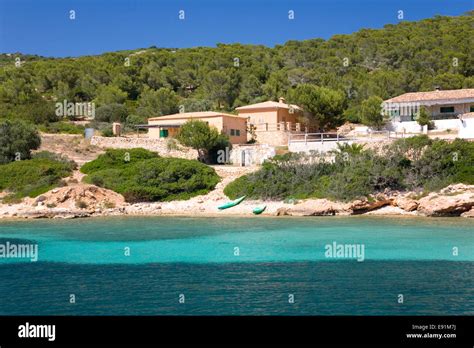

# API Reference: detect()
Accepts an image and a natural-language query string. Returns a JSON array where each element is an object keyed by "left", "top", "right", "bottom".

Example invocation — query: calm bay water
[{"left": 0, "top": 216, "right": 473, "bottom": 315}]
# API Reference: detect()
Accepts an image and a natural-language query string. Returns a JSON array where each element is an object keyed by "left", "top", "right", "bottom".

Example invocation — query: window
[
  {"left": 470, "top": 105, "right": 474, "bottom": 112},
  {"left": 440, "top": 106, "right": 455, "bottom": 113},
  {"left": 390, "top": 109, "right": 399, "bottom": 117},
  {"left": 230, "top": 129, "right": 235, "bottom": 136},
  {"left": 236, "top": 130, "right": 240, "bottom": 136}
]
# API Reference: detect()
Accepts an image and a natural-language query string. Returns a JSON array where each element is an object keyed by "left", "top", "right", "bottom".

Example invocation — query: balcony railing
[
  {"left": 288, "top": 131, "right": 400, "bottom": 145},
  {"left": 430, "top": 113, "right": 459, "bottom": 120},
  {"left": 397, "top": 113, "right": 460, "bottom": 122},
  {"left": 251, "top": 122, "right": 306, "bottom": 132}
]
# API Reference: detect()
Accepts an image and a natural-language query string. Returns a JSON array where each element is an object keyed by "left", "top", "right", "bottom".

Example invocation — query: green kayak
[
  {"left": 218, "top": 196, "right": 246, "bottom": 210},
  {"left": 252, "top": 205, "right": 266, "bottom": 215}
]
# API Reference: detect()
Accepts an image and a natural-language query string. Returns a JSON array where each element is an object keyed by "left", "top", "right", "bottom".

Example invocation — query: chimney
[{"left": 278, "top": 97, "right": 286, "bottom": 104}]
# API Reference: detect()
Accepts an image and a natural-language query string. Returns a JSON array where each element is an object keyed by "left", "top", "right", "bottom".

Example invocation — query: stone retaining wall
[
  {"left": 289, "top": 140, "right": 354, "bottom": 154},
  {"left": 90, "top": 136, "right": 198, "bottom": 160},
  {"left": 254, "top": 130, "right": 289, "bottom": 146}
]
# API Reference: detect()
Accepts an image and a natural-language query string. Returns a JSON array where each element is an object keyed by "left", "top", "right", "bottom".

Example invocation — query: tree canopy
[
  {"left": 288, "top": 84, "right": 346, "bottom": 130},
  {"left": 360, "top": 96, "right": 386, "bottom": 129},
  {"left": 176, "top": 120, "right": 230, "bottom": 163},
  {"left": 0, "top": 119, "right": 41, "bottom": 164},
  {"left": 0, "top": 13, "right": 472, "bottom": 130}
]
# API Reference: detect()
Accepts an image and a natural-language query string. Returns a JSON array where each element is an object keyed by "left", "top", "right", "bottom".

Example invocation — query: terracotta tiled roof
[
  {"left": 384, "top": 89, "right": 474, "bottom": 103},
  {"left": 149, "top": 111, "right": 247, "bottom": 121},
  {"left": 236, "top": 100, "right": 302, "bottom": 111}
]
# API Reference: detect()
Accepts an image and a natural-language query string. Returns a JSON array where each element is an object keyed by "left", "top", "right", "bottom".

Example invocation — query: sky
[{"left": 0, "top": 0, "right": 472, "bottom": 57}]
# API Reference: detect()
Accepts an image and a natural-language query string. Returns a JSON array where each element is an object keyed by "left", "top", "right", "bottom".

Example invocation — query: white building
[
  {"left": 383, "top": 88, "right": 474, "bottom": 133},
  {"left": 458, "top": 112, "right": 474, "bottom": 139}
]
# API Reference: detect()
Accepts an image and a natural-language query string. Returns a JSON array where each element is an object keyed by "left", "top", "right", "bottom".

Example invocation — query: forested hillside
[{"left": 0, "top": 13, "right": 472, "bottom": 130}]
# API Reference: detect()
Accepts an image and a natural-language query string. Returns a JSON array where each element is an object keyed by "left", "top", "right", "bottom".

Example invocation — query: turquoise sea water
[{"left": 0, "top": 216, "right": 473, "bottom": 315}]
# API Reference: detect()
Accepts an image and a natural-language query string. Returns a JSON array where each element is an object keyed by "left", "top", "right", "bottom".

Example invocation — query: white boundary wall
[
  {"left": 229, "top": 144, "right": 276, "bottom": 166},
  {"left": 389, "top": 119, "right": 461, "bottom": 133},
  {"left": 289, "top": 140, "right": 354, "bottom": 154},
  {"left": 458, "top": 117, "right": 474, "bottom": 139}
]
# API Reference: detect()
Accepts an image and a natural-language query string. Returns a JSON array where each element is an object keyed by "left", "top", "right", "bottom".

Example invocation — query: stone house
[
  {"left": 147, "top": 111, "right": 248, "bottom": 145},
  {"left": 235, "top": 97, "right": 304, "bottom": 146}
]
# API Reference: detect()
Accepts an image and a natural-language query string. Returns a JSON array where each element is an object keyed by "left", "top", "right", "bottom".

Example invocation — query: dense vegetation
[
  {"left": 176, "top": 120, "right": 231, "bottom": 163},
  {"left": 0, "top": 13, "right": 472, "bottom": 131},
  {"left": 80, "top": 148, "right": 158, "bottom": 174},
  {"left": 0, "top": 152, "right": 76, "bottom": 202},
  {"left": 0, "top": 119, "right": 41, "bottom": 164},
  {"left": 37, "top": 121, "right": 85, "bottom": 134},
  {"left": 81, "top": 149, "right": 220, "bottom": 202},
  {"left": 223, "top": 136, "right": 474, "bottom": 201}
]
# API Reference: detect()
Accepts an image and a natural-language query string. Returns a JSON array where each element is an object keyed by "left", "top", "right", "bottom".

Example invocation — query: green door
[{"left": 159, "top": 129, "right": 169, "bottom": 138}]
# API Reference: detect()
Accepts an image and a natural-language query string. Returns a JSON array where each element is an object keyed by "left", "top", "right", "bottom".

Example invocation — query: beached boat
[
  {"left": 218, "top": 196, "right": 246, "bottom": 210},
  {"left": 252, "top": 206, "right": 266, "bottom": 215}
]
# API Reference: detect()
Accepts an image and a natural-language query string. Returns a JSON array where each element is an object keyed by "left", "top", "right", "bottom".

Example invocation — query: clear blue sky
[{"left": 0, "top": 0, "right": 471, "bottom": 57}]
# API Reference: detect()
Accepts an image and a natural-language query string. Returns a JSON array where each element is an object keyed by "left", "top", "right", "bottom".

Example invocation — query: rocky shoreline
[
  {"left": 3, "top": 133, "right": 470, "bottom": 220},
  {"left": 1, "top": 183, "right": 473, "bottom": 220},
  {"left": 273, "top": 184, "right": 474, "bottom": 218}
]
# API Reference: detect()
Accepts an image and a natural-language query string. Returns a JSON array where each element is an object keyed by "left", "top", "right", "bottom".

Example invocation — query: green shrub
[
  {"left": 80, "top": 148, "right": 158, "bottom": 174},
  {"left": 224, "top": 152, "right": 335, "bottom": 200},
  {"left": 176, "top": 120, "right": 227, "bottom": 163},
  {"left": 415, "top": 106, "right": 434, "bottom": 129},
  {"left": 2, "top": 195, "right": 24, "bottom": 204},
  {"left": 411, "top": 138, "right": 474, "bottom": 190},
  {"left": 391, "top": 135, "right": 432, "bottom": 153},
  {"left": 360, "top": 96, "right": 386, "bottom": 129},
  {"left": 125, "top": 114, "right": 146, "bottom": 127},
  {"left": 82, "top": 152, "right": 219, "bottom": 202},
  {"left": 224, "top": 137, "right": 474, "bottom": 202},
  {"left": 0, "top": 119, "right": 41, "bottom": 164},
  {"left": 343, "top": 105, "right": 361, "bottom": 123},
  {"left": 95, "top": 103, "right": 128, "bottom": 123},
  {"left": 33, "top": 151, "right": 78, "bottom": 170},
  {"left": 101, "top": 127, "right": 114, "bottom": 137},
  {"left": 38, "top": 121, "right": 85, "bottom": 134},
  {"left": 0, "top": 157, "right": 75, "bottom": 201}
]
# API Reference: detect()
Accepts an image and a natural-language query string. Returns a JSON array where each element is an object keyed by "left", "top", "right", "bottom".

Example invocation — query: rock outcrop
[
  {"left": 272, "top": 184, "right": 474, "bottom": 217},
  {"left": 417, "top": 184, "right": 474, "bottom": 216},
  {"left": 2, "top": 182, "right": 474, "bottom": 219},
  {"left": 276, "top": 199, "right": 349, "bottom": 216},
  {"left": 394, "top": 195, "right": 419, "bottom": 212},
  {"left": 348, "top": 194, "right": 393, "bottom": 214},
  {"left": 461, "top": 208, "right": 474, "bottom": 218},
  {"left": 34, "top": 184, "right": 125, "bottom": 211}
]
